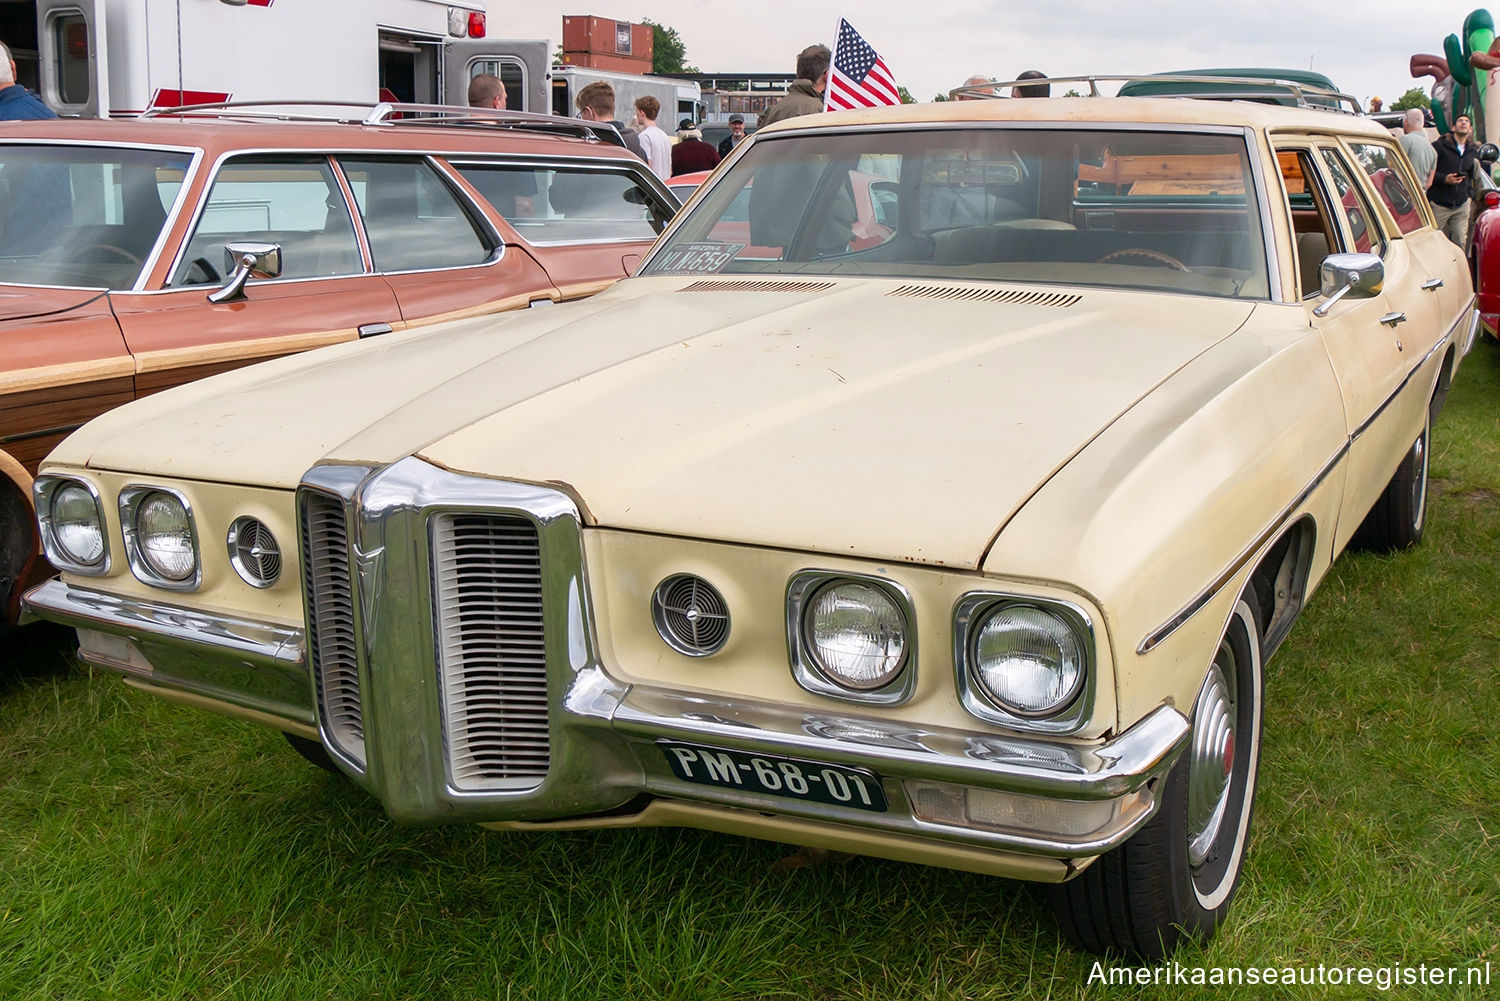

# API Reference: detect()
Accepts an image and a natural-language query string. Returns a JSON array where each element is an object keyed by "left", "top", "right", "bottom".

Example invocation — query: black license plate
[{"left": 659, "top": 741, "right": 887, "bottom": 811}]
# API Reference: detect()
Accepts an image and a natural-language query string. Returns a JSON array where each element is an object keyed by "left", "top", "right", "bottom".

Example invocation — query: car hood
[
  {"left": 60, "top": 277, "right": 1254, "bottom": 569},
  {"left": 0, "top": 285, "right": 106, "bottom": 322}
]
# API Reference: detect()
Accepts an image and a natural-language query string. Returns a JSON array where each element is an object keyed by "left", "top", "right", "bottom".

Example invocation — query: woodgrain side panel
[{"left": 0, "top": 375, "right": 136, "bottom": 475}]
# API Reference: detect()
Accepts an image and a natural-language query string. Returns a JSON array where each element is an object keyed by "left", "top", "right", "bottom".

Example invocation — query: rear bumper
[{"left": 25, "top": 576, "right": 1188, "bottom": 872}]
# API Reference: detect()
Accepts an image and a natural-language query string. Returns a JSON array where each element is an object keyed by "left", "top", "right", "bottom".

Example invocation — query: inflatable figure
[{"left": 1410, "top": 9, "right": 1499, "bottom": 140}]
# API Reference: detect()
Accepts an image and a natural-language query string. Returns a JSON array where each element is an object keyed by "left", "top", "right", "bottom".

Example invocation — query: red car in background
[{"left": 1467, "top": 144, "right": 1500, "bottom": 335}]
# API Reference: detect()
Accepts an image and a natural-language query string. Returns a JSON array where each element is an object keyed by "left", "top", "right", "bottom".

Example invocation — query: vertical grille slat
[
  {"left": 433, "top": 513, "right": 550, "bottom": 791},
  {"left": 299, "top": 491, "right": 365, "bottom": 766}
]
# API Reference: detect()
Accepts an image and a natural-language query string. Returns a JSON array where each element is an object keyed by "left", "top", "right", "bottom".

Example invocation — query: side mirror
[
  {"left": 1480, "top": 142, "right": 1500, "bottom": 164},
  {"left": 208, "top": 241, "right": 282, "bottom": 304},
  {"left": 1313, "top": 252, "right": 1384, "bottom": 317}
]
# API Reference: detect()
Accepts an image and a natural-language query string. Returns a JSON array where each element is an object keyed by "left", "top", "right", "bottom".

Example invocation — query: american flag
[{"left": 824, "top": 18, "right": 901, "bottom": 111}]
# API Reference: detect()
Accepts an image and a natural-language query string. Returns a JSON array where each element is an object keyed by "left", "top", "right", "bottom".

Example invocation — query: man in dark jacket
[
  {"left": 671, "top": 120, "right": 720, "bottom": 175},
  {"left": 1428, "top": 114, "right": 1478, "bottom": 247},
  {"left": 759, "top": 45, "right": 830, "bottom": 126},
  {"left": 718, "top": 115, "right": 749, "bottom": 157},
  {"left": 0, "top": 41, "right": 56, "bottom": 120}
]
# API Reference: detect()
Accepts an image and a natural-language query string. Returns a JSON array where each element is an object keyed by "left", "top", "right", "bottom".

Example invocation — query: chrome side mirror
[
  {"left": 1313, "top": 252, "right": 1383, "bottom": 317},
  {"left": 1480, "top": 142, "right": 1500, "bottom": 164},
  {"left": 208, "top": 242, "right": 282, "bottom": 304}
]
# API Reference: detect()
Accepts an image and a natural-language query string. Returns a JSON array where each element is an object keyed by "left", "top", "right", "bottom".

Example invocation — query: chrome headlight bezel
[
  {"left": 787, "top": 570, "right": 916, "bottom": 705},
  {"left": 953, "top": 592, "right": 1095, "bottom": 734},
  {"left": 33, "top": 475, "right": 110, "bottom": 575},
  {"left": 119, "top": 485, "right": 201, "bottom": 590}
]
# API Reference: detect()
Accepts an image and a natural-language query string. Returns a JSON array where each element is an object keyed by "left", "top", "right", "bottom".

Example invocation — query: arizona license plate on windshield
[{"left": 659, "top": 741, "right": 887, "bottom": 811}]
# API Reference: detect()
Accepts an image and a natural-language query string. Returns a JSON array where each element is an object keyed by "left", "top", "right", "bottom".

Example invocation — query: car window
[
  {"left": 1319, "top": 147, "right": 1387, "bottom": 257},
  {"left": 455, "top": 163, "right": 674, "bottom": 245},
  {"left": 0, "top": 144, "right": 191, "bottom": 289},
  {"left": 172, "top": 156, "right": 361, "bottom": 287},
  {"left": 646, "top": 128, "right": 1269, "bottom": 300},
  {"left": 1346, "top": 141, "right": 1426, "bottom": 236},
  {"left": 340, "top": 157, "right": 493, "bottom": 272}
]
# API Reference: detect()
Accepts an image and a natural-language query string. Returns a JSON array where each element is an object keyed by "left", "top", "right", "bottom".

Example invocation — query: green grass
[{"left": 5, "top": 347, "right": 1500, "bottom": 1000}]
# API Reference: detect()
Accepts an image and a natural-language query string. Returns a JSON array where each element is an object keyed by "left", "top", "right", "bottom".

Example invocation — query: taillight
[
  {"left": 1484, "top": 190, "right": 1500, "bottom": 210},
  {"left": 468, "top": 12, "right": 486, "bottom": 38}
]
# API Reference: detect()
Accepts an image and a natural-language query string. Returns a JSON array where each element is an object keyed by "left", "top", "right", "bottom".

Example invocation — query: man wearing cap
[
  {"left": 718, "top": 115, "right": 749, "bottom": 157},
  {"left": 671, "top": 120, "right": 721, "bottom": 176}
]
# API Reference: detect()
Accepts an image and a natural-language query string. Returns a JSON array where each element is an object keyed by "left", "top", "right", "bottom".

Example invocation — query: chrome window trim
[
  {"left": 160, "top": 149, "right": 515, "bottom": 290},
  {"left": 0, "top": 138, "right": 204, "bottom": 293},
  {"left": 446, "top": 157, "right": 677, "bottom": 248},
  {"left": 953, "top": 591, "right": 1097, "bottom": 734},
  {"left": 1137, "top": 303, "right": 1468, "bottom": 653},
  {"left": 162, "top": 151, "right": 365, "bottom": 289},
  {"left": 638, "top": 122, "right": 1279, "bottom": 301},
  {"left": 786, "top": 570, "right": 917, "bottom": 706},
  {"left": 338, "top": 153, "right": 503, "bottom": 270},
  {"left": 33, "top": 474, "right": 111, "bottom": 576},
  {"left": 117, "top": 485, "right": 202, "bottom": 591}
]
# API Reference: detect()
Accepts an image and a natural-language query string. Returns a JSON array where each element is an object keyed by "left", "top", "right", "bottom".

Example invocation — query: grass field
[{"left": 3, "top": 346, "right": 1499, "bottom": 1000}]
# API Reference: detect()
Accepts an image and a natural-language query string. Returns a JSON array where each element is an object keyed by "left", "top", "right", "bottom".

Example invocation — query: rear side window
[
  {"left": 1319, "top": 147, "right": 1387, "bottom": 258},
  {"left": 340, "top": 158, "right": 493, "bottom": 272},
  {"left": 455, "top": 163, "right": 674, "bottom": 245},
  {"left": 173, "top": 157, "right": 361, "bottom": 286},
  {"left": 1347, "top": 141, "right": 1426, "bottom": 235}
]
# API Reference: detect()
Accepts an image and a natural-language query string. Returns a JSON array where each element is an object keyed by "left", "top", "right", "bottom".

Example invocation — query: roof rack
[
  {"left": 948, "top": 74, "right": 1363, "bottom": 114},
  {"left": 138, "top": 100, "right": 625, "bottom": 144}
]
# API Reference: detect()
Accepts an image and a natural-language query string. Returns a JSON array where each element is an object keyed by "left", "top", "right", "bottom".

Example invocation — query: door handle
[
  {"left": 357, "top": 322, "right": 394, "bottom": 338},
  {"left": 1379, "top": 312, "right": 1407, "bottom": 327},
  {"left": 1421, "top": 278, "right": 1444, "bottom": 291}
]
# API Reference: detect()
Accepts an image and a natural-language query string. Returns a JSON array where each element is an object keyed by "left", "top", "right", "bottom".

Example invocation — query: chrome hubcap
[
  {"left": 1411, "top": 431, "right": 1427, "bottom": 532},
  {"left": 1188, "top": 657, "right": 1236, "bottom": 865}
]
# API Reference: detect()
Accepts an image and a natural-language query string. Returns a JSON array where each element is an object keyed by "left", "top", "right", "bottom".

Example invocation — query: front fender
[{"left": 981, "top": 304, "right": 1347, "bottom": 727}]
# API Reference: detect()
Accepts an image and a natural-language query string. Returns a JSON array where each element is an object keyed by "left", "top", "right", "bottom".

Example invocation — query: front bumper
[
  {"left": 25, "top": 575, "right": 1187, "bottom": 870},
  {"left": 24, "top": 457, "right": 1189, "bottom": 877}
]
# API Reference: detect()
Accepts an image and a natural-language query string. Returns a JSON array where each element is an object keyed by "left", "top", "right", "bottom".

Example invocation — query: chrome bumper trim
[
  {"left": 602, "top": 681, "right": 1189, "bottom": 802},
  {"left": 24, "top": 579, "right": 305, "bottom": 668}
]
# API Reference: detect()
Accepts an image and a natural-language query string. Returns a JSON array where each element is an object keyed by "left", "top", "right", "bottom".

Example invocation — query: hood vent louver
[
  {"left": 886, "top": 285, "right": 1082, "bottom": 308},
  {"left": 679, "top": 279, "right": 836, "bottom": 293}
]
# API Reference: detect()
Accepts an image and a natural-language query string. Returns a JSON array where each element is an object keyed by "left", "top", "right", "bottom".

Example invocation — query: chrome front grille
[
  {"left": 431, "top": 512, "right": 550, "bottom": 790},
  {"left": 299, "top": 489, "right": 365, "bottom": 766}
]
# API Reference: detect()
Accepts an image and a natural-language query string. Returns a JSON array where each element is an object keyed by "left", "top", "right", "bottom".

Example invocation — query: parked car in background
[
  {"left": 1462, "top": 147, "right": 1500, "bottom": 337},
  {"left": 0, "top": 104, "right": 676, "bottom": 631},
  {"left": 24, "top": 81, "right": 1474, "bottom": 959}
]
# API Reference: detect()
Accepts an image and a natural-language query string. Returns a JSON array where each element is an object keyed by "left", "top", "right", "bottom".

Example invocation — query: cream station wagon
[{"left": 24, "top": 79, "right": 1475, "bottom": 959}]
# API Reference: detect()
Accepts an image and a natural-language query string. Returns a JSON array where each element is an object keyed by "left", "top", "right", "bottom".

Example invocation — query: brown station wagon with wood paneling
[{"left": 0, "top": 104, "right": 677, "bottom": 629}]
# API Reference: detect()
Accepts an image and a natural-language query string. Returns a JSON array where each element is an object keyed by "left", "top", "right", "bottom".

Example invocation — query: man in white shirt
[
  {"left": 1399, "top": 107, "right": 1436, "bottom": 189},
  {"left": 633, "top": 96, "right": 672, "bottom": 180}
]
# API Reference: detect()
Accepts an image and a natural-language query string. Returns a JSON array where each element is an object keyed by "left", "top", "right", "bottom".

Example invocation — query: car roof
[
  {"left": 755, "top": 96, "right": 1391, "bottom": 139},
  {"left": 0, "top": 115, "right": 644, "bottom": 163}
]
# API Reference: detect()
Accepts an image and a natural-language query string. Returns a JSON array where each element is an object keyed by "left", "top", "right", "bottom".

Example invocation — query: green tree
[
  {"left": 932, "top": 92, "right": 952, "bottom": 102},
  {"left": 897, "top": 86, "right": 916, "bottom": 104},
  {"left": 642, "top": 18, "right": 697, "bottom": 74},
  {"left": 1391, "top": 87, "right": 1429, "bottom": 112},
  {"left": 1064, "top": 89, "right": 1082, "bottom": 98}
]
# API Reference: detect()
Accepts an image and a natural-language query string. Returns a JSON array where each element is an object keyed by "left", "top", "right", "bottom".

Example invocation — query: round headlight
[
  {"left": 51, "top": 483, "right": 104, "bottom": 567},
  {"left": 971, "top": 604, "right": 1084, "bottom": 716},
  {"left": 134, "top": 492, "right": 195, "bottom": 582},
  {"left": 804, "top": 580, "right": 908, "bottom": 690}
]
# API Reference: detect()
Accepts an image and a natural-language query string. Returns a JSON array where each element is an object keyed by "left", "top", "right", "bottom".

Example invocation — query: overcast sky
[{"left": 503, "top": 2, "right": 1485, "bottom": 110}]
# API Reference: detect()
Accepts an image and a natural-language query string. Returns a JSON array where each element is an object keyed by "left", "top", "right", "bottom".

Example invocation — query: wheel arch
[
  {"left": 1245, "top": 514, "right": 1316, "bottom": 661},
  {"left": 0, "top": 450, "right": 40, "bottom": 629}
]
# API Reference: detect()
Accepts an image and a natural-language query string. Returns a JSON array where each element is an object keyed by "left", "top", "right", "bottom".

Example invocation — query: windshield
[
  {"left": 642, "top": 127, "right": 1269, "bottom": 299},
  {"left": 0, "top": 144, "right": 191, "bottom": 289}
]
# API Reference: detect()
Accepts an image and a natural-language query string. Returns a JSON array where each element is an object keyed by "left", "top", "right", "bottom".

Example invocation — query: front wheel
[{"left": 1051, "top": 593, "right": 1264, "bottom": 959}]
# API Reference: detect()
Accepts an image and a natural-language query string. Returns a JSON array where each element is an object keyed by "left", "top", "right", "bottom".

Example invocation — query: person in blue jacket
[{"left": 0, "top": 41, "right": 56, "bottom": 120}]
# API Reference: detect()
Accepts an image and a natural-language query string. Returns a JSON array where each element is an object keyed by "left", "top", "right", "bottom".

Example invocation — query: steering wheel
[
  {"left": 75, "top": 242, "right": 144, "bottom": 266},
  {"left": 1097, "top": 247, "right": 1190, "bottom": 272}
]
